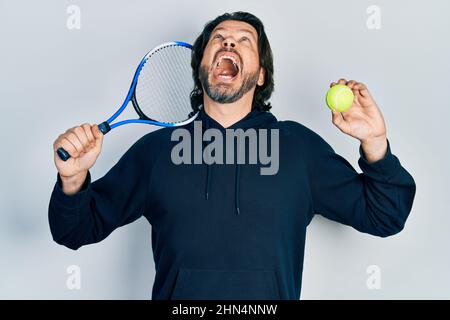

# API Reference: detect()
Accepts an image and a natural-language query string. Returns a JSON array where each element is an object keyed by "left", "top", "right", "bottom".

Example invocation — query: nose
[{"left": 222, "top": 37, "right": 236, "bottom": 49}]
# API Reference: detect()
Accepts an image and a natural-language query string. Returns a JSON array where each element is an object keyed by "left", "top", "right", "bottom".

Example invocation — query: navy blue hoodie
[{"left": 48, "top": 108, "right": 416, "bottom": 299}]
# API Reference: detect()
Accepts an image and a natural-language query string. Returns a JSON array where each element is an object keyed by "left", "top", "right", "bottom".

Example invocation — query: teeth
[{"left": 216, "top": 55, "right": 239, "bottom": 69}]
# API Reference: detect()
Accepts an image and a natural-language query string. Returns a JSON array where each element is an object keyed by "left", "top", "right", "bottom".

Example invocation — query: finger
[
  {"left": 73, "top": 126, "right": 90, "bottom": 150},
  {"left": 353, "top": 82, "right": 370, "bottom": 97},
  {"left": 82, "top": 124, "right": 96, "bottom": 149},
  {"left": 337, "top": 78, "right": 347, "bottom": 85},
  {"left": 64, "top": 126, "right": 78, "bottom": 134},
  {"left": 330, "top": 82, "right": 337, "bottom": 88},
  {"left": 82, "top": 123, "right": 95, "bottom": 145},
  {"left": 346, "top": 80, "right": 357, "bottom": 89},
  {"left": 65, "top": 131, "right": 84, "bottom": 154}
]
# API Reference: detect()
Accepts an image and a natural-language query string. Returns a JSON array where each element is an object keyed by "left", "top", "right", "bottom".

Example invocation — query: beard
[{"left": 198, "top": 64, "right": 260, "bottom": 104}]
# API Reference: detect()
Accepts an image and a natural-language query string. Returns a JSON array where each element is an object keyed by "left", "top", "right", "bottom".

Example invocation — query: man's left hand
[{"left": 330, "top": 78, "right": 388, "bottom": 163}]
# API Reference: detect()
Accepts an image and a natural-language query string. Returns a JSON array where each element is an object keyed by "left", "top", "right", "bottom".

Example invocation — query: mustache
[{"left": 212, "top": 48, "right": 242, "bottom": 67}]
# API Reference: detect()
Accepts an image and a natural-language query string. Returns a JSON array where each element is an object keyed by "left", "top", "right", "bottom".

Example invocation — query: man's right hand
[{"left": 53, "top": 124, "right": 104, "bottom": 195}]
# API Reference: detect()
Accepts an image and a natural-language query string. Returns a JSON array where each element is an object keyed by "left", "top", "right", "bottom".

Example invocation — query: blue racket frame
[{"left": 57, "top": 41, "right": 198, "bottom": 161}]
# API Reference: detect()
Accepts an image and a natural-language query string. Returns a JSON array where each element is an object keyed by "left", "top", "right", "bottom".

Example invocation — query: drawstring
[
  {"left": 207, "top": 163, "right": 241, "bottom": 215},
  {"left": 204, "top": 116, "right": 212, "bottom": 200},
  {"left": 205, "top": 165, "right": 212, "bottom": 200},
  {"left": 235, "top": 164, "right": 241, "bottom": 215}
]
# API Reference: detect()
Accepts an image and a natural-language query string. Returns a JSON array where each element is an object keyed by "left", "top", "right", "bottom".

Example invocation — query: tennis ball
[{"left": 326, "top": 84, "right": 354, "bottom": 112}]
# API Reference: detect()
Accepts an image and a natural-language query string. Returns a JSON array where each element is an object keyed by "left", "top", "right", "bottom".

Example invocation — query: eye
[
  {"left": 213, "top": 34, "right": 223, "bottom": 40},
  {"left": 239, "top": 36, "right": 250, "bottom": 42}
]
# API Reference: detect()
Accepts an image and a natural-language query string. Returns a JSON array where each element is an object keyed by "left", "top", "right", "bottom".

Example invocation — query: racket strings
[
  {"left": 164, "top": 47, "right": 194, "bottom": 120},
  {"left": 156, "top": 48, "right": 185, "bottom": 121},
  {"left": 134, "top": 44, "right": 194, "bottom": 124}
]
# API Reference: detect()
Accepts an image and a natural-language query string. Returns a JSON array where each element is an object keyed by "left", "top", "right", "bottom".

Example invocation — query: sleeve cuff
[
  {"left": 358, "top": 139, "right": 401, "bottom": 180},
  {"left": 52, "top": 171, "right": 92, "bottom": 208}
]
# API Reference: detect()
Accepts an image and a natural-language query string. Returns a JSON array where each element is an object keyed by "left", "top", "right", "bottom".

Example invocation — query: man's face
[{"left": 199, "top": 20, "right": 265, "bottom": 104}]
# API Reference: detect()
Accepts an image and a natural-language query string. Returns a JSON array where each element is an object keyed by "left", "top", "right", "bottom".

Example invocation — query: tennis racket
[{"left": 57, "top": 41, "right": 198, "bottom": 161}]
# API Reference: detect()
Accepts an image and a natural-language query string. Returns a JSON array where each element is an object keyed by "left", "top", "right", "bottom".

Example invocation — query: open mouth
[{"left": 213, "top": 54, "right": 240, "bottom": 81}]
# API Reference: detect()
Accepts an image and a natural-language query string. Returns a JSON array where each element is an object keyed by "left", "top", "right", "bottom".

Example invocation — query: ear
[{"left": 257, "top": 67, "right": 265, "bottom": 86}]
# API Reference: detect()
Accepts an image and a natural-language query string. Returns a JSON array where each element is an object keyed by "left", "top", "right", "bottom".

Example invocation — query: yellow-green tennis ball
[{"left": 326, "top": 84, "right": 354, "bottom": 112}]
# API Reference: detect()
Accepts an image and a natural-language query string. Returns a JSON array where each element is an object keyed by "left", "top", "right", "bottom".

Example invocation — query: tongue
[{"left": 217, "top": 59, "right": 238, "bottom": 77}]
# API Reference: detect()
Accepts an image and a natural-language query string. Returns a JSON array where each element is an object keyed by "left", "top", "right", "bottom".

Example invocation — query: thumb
[
  {"left": 92, "top": 124, "right": 104, "bottom": 149},
  {"left": 331, "top": 110, "right": 349, "bottom": 134},
  {"left": 92, "top": 124, "right": 104, "bottom": 140},
  {"left": 331, "top": 110, "right": 343, "bottom": 126}
]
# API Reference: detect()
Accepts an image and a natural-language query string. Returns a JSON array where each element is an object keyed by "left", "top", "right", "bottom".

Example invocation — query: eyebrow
[{"left": 212, "top": 27, "right": 257, "bottom": 41}]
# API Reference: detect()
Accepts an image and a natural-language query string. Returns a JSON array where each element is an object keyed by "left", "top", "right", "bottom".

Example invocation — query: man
[{"left": 49, "top": 12, "right": 416, "bottom": 300}]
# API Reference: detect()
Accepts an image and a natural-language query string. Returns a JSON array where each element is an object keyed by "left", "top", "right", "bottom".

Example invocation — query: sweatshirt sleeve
[
  {"left": 307, "top": 132, "right": 416, "bottom": 237},
  {"left": 48, "top": 135, "right": 152, "bottom": 250}
]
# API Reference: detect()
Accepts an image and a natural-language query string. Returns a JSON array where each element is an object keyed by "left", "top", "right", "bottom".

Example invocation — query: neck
[{"left": 203, "top": 89, "right": 255, "bottom": 128}]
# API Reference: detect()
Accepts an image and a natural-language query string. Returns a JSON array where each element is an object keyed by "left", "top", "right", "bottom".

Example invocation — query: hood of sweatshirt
[{"left": 194, "top": 107, "right": 278, "bottom": 215}]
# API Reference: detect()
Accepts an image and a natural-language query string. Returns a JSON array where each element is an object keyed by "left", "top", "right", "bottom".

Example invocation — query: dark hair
[{"left": 190, "top": 12, "right": 274, "bottom": 112}]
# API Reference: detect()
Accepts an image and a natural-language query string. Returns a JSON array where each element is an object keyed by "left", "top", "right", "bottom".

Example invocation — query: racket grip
[
  {"left": 56, "top": 121, "right": 111, "bottom": 161},
  {"left": 56, "top": 147, "right": 71, "bottom": 161},
  {"left": 98, "top": 121, "right": 111, "bottom": 134}
]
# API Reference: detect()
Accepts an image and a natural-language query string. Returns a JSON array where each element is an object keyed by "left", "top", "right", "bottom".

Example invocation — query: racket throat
[{"left": 98, "top": 121, "right": 111, "bottom": 135}]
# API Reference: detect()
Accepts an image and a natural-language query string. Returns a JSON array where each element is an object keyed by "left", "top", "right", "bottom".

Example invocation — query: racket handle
[
  {"left": 56, "top": 121, "right": 111, "bottom": 161},
  {"left": 56, "top": 148, "right": 71, "bottom": 161}
]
